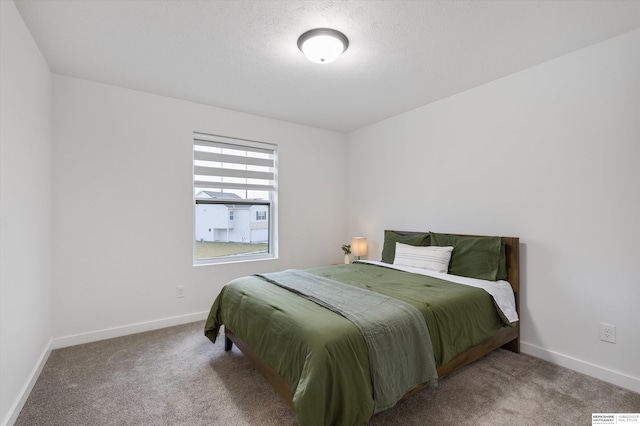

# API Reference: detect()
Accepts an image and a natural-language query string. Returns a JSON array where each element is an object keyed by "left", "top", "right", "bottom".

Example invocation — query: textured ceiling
[{"left": 14, "top": 0, "right": 640, "bottom": 133}]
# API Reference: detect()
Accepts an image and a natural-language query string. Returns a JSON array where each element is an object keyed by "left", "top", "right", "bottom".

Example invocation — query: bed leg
[
  {"left": 225, "top": 335, "right": 233, "bottom": 351},
  {"left": 502, "top": 337, "right": 520, "bottom": 354}
]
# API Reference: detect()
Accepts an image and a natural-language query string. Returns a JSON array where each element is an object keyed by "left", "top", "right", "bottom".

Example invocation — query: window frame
[{"left": 193, "top": 133, "right": 278, "bottom": 266}]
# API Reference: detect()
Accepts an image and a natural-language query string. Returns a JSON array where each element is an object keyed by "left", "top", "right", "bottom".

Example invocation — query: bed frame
[{"left": 224, "top": 232, "right": 520, "bottom": 410}]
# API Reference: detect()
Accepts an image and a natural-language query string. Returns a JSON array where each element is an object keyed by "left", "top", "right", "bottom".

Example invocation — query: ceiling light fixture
[{"left": 297, "top": 28, "right": 349, "bottom": 64}]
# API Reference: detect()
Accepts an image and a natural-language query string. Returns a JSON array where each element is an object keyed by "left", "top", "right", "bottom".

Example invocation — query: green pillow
[
  {"left": 496, "top": 240, "right": 508, "bottom": 281},
  {"left": 430, "top": 233, "right": 503, "bottom": 281},
  {"left": 381, "top": 231, "right": 430, "bottom": 264}
]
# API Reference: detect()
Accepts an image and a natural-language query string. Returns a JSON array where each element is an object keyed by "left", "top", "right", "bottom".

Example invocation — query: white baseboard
[
  {"left": 2, "top": 340, "right": 52, "bottom": 426},
  {"left": 521, "top": 341, "right": 640, "bottom": 394},
  {"left": 52, "top": 311, "right": 209, "bottom": 349}
]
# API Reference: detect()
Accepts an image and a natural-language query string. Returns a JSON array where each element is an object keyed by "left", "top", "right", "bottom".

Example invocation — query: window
[{"left": 193, "top": 133, "right": 277, "bottom": 264}]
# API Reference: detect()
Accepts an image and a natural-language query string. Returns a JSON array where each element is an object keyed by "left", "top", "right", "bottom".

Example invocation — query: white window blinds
[{"left": 193, "top": 133, "right": 276, "bottom": 198}]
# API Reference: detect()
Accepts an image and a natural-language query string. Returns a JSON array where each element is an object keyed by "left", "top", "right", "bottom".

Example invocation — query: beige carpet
[{"left": 15, "top": 321, "right": 640, "bottom": 425}]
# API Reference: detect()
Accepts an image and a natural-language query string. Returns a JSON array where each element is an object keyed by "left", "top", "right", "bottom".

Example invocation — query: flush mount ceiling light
[{"left": 297, "top": 28, "right": 349, "bottom": 64}]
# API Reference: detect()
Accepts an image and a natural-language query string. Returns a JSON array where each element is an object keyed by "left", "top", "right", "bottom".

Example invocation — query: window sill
[{"left": 193, "top": 254, "right": 278, "bottom": 267}]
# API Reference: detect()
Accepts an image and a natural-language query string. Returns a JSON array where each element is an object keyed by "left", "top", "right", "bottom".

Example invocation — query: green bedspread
[
  {"left": 256, "top": 269, "right": 438, "bottom": 413},
  {"left": 204, "top": 262, "right": 505, "bottom": 426}
]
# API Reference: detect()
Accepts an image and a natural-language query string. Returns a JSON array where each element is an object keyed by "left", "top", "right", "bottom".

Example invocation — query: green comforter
[
  {"left": 256, "top": 269, "right": 438, "bottom": 413},
  {"left": 204, "top": 263, "right": 505, "bottom": 426}
]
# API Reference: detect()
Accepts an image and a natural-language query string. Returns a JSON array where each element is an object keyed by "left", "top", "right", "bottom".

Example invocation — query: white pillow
[{"left": 393, "top": 243, "right": 454, "bottom": 273}]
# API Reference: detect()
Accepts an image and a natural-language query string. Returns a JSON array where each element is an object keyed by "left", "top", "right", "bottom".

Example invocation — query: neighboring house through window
[{"left": 193, "top": 133, "right": 277, "bottom": 264}]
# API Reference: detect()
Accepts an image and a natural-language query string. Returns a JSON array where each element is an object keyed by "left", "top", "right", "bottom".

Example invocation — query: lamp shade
[
  {"left": 351, "top": 237, "right": 367, "bottom": 258},
  {"left": 297, "top": 28, "right": 349, "bottom": 64}
]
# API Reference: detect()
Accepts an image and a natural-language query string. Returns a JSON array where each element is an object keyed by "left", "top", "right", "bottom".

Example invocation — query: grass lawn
[{"left": 195, "top": 241, "right": 268, "bottom": 258}]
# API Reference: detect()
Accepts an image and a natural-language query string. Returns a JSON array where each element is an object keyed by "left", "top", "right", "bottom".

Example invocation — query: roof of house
[{"left": 196, "top": 191, "right": 242, "bottom": 200}]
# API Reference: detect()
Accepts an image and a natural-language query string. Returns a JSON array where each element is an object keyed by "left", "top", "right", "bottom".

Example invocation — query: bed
[{"left": 204, "top": 231, "right": 520, "bottom": 425}]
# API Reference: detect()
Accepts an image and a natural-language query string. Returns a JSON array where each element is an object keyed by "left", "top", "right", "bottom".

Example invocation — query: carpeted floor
[{"left": 15, "top": 321, "right": 640, "bottom": 425}]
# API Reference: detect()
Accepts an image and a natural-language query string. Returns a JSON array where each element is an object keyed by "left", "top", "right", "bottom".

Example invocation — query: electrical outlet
[
  {"left": 176, "top": 285, "right": 185, "bottom": 298},
  {"left": 600, "top": 323, "right": 616, "bottom": 344}
]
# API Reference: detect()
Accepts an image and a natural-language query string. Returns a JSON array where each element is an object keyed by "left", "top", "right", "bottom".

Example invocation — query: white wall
[
  {"left": 0, "top": 2, "right": 53, "bottom": 425},
  {"left": 346, "top": 29, "right": 640, "bottom": 391},
  {"left": 52, "top": 75, "right": 347, "bottom": 343}
]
